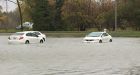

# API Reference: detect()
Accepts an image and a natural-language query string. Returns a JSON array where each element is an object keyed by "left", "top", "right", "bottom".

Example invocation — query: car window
[
  {"left": 32, "top": 33, "right": 38, "bottom": 37},
  {"left": 26, "top": 33, "right": 32, "bottom": 36},
  {"left": 102, "top": 33, "right": 108, "bottom": 36},
  {"left": 26, "top": 33, "right": 38, "bottom": 37},
  {"left": 33, "top": 32, "right": 41, "bottom": 35}
]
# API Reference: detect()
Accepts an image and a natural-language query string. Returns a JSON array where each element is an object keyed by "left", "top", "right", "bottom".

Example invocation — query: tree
[
  {"left": 17, "top": 0, "right": 140, "bottom": 31},
  {"left": 17, "top": 0, "right": 23, "bottom": 31},
  {"left": 0, "top": 6, "right": 2, "bottom": 15},
  {"left": 52, "top": 0, "right": 64, "bottom": 30},
  {"left": 31, "top": 0, "right": 51, "bottom": 31}
]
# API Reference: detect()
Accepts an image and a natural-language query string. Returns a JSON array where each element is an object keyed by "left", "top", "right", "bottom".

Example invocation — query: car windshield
[
  {"left": 87, "top": 32, "right": 102, "bottom": 37},
  {"left": 13, "top": 33, "right": 24, "bottom": 36}
]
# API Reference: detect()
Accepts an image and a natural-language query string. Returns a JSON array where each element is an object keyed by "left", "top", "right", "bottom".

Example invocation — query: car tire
[
  {"left": 40, "top": 40, "right": 43, "bottom": 43},
  {"left": 109, "top": 39, "right": 112, "bottom": 42},
  {"left": 43, "top": 38, "right": 45, "bottom": 41},
  {"left": 25, "top": 40, "right": 29, "bottom": 44},
  {"left": 99, "top": 40, "right": 102, "bottom": 43}
]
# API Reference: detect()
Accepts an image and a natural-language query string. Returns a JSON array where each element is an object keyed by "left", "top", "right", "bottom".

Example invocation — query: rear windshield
[{"left": 13, "top": 33, "right": 24, "bottom": 36}]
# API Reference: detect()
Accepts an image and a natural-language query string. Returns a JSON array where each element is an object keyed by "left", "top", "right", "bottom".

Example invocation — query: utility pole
[
  {"left": 115, "top": 0, "right": 117, "bottom": 31},
  {"left": 6, "top": 0, "right": 8, "bottom": 13},
  {"left": 16, "top": 0, "right": 23, "bottom": 31},
  {"left": 5, "top": 0, "right": 8, "bottom": 31}
]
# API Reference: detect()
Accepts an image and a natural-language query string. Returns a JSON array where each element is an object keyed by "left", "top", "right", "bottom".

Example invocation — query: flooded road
[{"left": 0, "top": 36, "right": 140, "bottom": 75}]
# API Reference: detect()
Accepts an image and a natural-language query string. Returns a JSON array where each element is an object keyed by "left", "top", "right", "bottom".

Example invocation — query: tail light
[{"left": 19, "top": 37, "right": 24, "bottom": 40}]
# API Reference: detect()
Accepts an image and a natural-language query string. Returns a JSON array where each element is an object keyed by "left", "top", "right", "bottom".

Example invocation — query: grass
[
  {"left": 109, "top": 31, "right": 140, "bottom": 37},
  {"left": 44, "top": 31, "right": 140, "bottom": 37},
  {"left": 0, "top": 29, "right": 140, "bottom": 37},
  {"left": 0, "top": 29, "right": 20, "bottom": 33},
  {"left": 44, "top": 31, "right": 87, "bottom": 37}
]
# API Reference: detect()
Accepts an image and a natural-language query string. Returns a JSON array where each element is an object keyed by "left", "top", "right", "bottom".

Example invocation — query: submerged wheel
[
  {"left": 43, "top": 38, "right": 45, "bottom": 41},
  {"left": 109, "top": 39, "right": 112, "bottom": 42},
  {"left": 25, "top": 40, "right": 29, "bottom": 44},
  {"left": 99, "top": 40, "right": 102, "bottom": 43},
  {"left": 40, "top": 40, "right": 44, "bottom": 43}
]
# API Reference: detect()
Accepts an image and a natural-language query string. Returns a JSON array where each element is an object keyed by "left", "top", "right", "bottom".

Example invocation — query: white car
[
  {"left": 8, "top": 31, "right": 45, "bottom": 44},
  {"left": 83, "top": 32, "right": 112, "bottom": 43}
]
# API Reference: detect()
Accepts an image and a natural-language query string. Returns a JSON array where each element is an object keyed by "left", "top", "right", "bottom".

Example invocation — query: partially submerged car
[
  {"left": 83, "top": 32, "right": 112, "bottom": 43},
  {"left": 8, "top": 31, "right": 46, "bottom": 44}
]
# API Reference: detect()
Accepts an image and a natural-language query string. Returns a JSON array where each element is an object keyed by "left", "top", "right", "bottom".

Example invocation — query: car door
[
  {"left": 30, "top": 33, "right": 40, "bottom": 43},
  {"left": 26, "top": 33, "right": 34, "bottom": 43},
  {"left": 101, "top": 33, "right": 109, "bottom": 42},
  {"left": 26, "top": 33, "right": 38, "bottom": 43},
  {"left": 33, "top": 31, "right": 44, "bottom": 39}
]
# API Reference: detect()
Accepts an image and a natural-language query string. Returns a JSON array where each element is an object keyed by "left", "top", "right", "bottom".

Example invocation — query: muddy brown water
[{"left": 0, "top": 36, "right": 140, "bottom": 75}]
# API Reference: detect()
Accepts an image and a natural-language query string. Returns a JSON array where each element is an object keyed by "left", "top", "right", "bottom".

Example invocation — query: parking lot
[{"left": 0, "top": 36, "right": 140, "bottom": 75}]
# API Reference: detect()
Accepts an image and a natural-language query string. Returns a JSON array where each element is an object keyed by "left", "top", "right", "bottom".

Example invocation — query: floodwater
[{"left": 0, "top": 36, "right": 140, "bottom": 75}]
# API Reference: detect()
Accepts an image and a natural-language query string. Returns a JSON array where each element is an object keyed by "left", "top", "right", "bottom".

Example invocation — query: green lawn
[
  {"left": 0, "top": 29, "right": 140, "bottom": 37},
  {"left": 109, "top": 31, "right": 140, "bottom": 37},
  {"left": 44, "top": 31, "right": 140, "bottom": 37}
]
